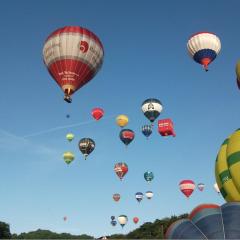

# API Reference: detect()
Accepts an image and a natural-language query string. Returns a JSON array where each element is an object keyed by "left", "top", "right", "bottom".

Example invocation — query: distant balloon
[
  {"left": 197, "top": 183, "right": 205, "bottom": 192},
  {"left": 111, "top": 216, "right": 115, "bottom": 221},
  {"left": 133, "top": 217, "right": 139, "bottom": 224},
  {"left": 43, "top": 26, "right": 104, "bottom": 103},
  {"left": 179, "top": 180, "right": 195, "bottom": 198},
  {"left": 142, "top": 125, "right": 152, "bottom": 138},
  {"left": 187, "top": 32, "right": 221, "bottom": 71},
  {"left": 113, "top": 193, "right": 121, "bottom": 202},
  {"left": 63, "top": 152, "right": 75, "bottom": 165},
  {"left": 118, "top": 215, "right": 128, "bottom": 228},
  {"left": 142, "top": 98, "right": 163, "bottom": 123},
  {"left": 66, "top": 133, "right": 74, "bottom": 142},
  {"left": 236, "top": 61, "right": 240, "bottom": 89},
  {"left": 66, "top": 114, "right": 70, "bottom": 118},
  {"left": 92, "top": 107, "right": 104, "bottom": 120},
  {"left": 145, "top": 191, "right": 154, "bottom": 199},
  {"left": 144, "top": 171, "right": 154, "bottom": 183},
  {"left": 214, "top": 183, "right": 220, "bottom": 194},
  {"left": 119, "top": 129, "right": 135, "bottom": 146},
  {"left": 111, "top": 220, "right": 117, "bottom": 227},
  {"left": 63, "top": 216, "right": 67, "bottom": 221},
  {"left": 135, "top": 192, "right": 144, "bottom": 203},
  {"left": 78, "top": 138, "right": 95, "bottom": 160},
  {"left": 114, "top": 162, "right": 128, "bottom": 180},
  {"left": 116, "top": 115, "right": 129, "bottom": 128}
]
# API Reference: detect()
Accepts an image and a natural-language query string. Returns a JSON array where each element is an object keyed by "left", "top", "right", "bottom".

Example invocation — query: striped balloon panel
[
  {"left": 187, "top": 32, "right": 221, "bottom": 57},
  {"left": 221, "top": 202, "right": 240, "bottom": 239},
  {"left": 166, "top": 219, "right": 206, "bottom": 239}
]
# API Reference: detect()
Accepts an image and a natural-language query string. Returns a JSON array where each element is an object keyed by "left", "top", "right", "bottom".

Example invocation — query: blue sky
[{"left": 0, "top": 0, "right": 240, "bottom": 237}]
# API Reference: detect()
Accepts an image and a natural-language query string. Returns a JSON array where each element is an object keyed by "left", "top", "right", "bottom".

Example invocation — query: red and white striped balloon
[{"left": 179, "top": 180, "right": 195, "bottom": 198}]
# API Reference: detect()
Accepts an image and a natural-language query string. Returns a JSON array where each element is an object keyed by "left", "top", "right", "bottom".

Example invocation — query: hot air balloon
[
  {"left": 66, "top": 114, "right": 70, "bottom": 118},
  {"left": 63, "top": 152, "right": 75, "bottom": 164},
  {"left": 133, "top": 217, "right": 139, "bottom": 224},
  {"left": 114, "top": 162, "right": 128, "bottom": 180},
  {"left": 142, "top": 125, "right": 152, "bottom": 139},
  {"left": 145, "top": 191, "right": 154, "bottom": 199},
  {"left": 158, "top": 119, "right": 176, "bottom": 137},
  {"left": 197, "top": 183, "right": 205, "bottom": 192},
  {"left": 166, "top": 203, "right": 240, "bottom": 239},
  {"left": 111, "top": 220, "right": 117, "bottom": 227},
  {"left": 144, "top": 171, "right": 154, "bottom": 183},
  {"left": 111, "top": 216, "right": 115, "bottom": 221},
  {"left": 214, "top": 183, "right": 220, "bottom": 194},
  {"left": 66, "top": 133, "right": 74, "bottom": 142},
  {"left": 179, "top": 180, "right": 195, "bottom": 198},
  {"left": 113, "top": 193, "right": 121, "bottom": 202},
  {"left": 92, "top": 108, "right": 104, "bottom": 120},
  {"left": 187, "top": 32, "right": 221, "bottom": 71},
  {"left": 43, "top": 26, "right": 104, "bottom": 103},
  {"left": 135, "top": 192, "right": 144, "bottom": 203},
  {"left": 236, "top": 61, "right": 240, "bottom": 89},
  {"left": 119, "top": 129, "right": 135, "bottom": 146},
  {"left": 63, "top": 216, "right": 67, "bottom": 221},
  {"left": 116, "top": 115, "right": 128, "bottom": 128},
  {"left": 142, "top": 98, "right": 163, "bottom": 123},
  {"left": 215, "top": 129, "right": 240, "bottom": 202},
  {"left": 118, "top": 215, "right": 128, "bottom": 228},
  {"left": 78, "top": 138, "right": 95, "bottom": 160}
]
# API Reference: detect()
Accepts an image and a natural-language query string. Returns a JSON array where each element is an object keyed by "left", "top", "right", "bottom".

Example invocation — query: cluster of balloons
[{"left": 110, "top": 215, "right": 140, "bottom": 228}]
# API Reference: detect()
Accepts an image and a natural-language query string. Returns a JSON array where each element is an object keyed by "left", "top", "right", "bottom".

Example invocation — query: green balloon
[{"left": 63, "top": 152, "right": 75, "bottom": 164}]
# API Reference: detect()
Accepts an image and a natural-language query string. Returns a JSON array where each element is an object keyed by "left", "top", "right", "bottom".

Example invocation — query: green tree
[{"left": 0, "top": 221, "right": 11, "bottom": 239}]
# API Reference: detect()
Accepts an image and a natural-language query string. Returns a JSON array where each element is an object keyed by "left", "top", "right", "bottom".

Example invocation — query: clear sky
[{"left": 0, "top": 0, "right": 240, "bottom": 238}]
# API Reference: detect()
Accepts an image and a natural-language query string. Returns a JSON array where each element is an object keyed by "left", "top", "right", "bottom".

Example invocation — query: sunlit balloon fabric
[
  {"left": 43, "top": 26, "right": 104, "bottom": 103},
  {"left": 63, "top": 151, "right": 75, "bottom": 164},
  {"left": 214, "top": 183, "right": 220, "bottom": 194},
  {"left": 116, "top": 115, "right": 128, "bottom": 128},
  {"left": 179, "top": 180, "right": 195, "bottom": 198},
  {"left": 114, "top": 162, "right": 128, "bottom": 180},
  {"left": 215, "top": 129, "right": 240, "bottom": 202},
  {"left": 166, "top": 203, "right": 240, "bottom": 239},
  {"left": 145, "top": 191, "right": 154, "bottom": 199},
  {"left": 142, "top": 98, "right": 163, "bottom": 123},
  {"left": 118, "top": 215, "right": 128, "bottom": 228},
  {"left": 66, "top": 133, "right": 74, "bottom": 142},
  {"left": 158, "top": 119, "right": 176, "bottom": 137},
  {"left": 92, "top": 107, "right": 104, "bottom": 120},
  {"left": 78, "top": 138, "right": 95, "bottom": 160},
  {"left": 187, "top": 32, "right": 221, "bottom": 71}
]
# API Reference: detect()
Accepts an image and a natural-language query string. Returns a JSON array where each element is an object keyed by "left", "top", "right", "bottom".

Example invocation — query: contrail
[{"left": 22, "top": 115, "right": 116, "bottom": 138}]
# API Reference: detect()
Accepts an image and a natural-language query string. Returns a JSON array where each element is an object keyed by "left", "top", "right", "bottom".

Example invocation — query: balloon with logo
[
  {"left": 63, "top": 152, "right": 75, "bottom": 164},
  {"left": 187, "top": 32, "right": 221, "bottom": 71},
  {"left": 142, "top": 125, "right": 152, "bottom": 139},
  {"left": 135, "top": 192, "right": 144, "bottom": 203},
  {"left": 142, "top": 98, "right": 163, "bottom": 123},
  {"left": 66, "top": 133, "right": 74, "bottom": 142},
  {"left": 144, "top": 171, "right": 154, "bottom": 183},
  {"left": 116, "top": 115, "right": 128, "bottom": 128},
  {"left": 92, "top": 107, "right": 104, "bottom": 121},
  {"left": 145, "top": 191, "right": 154, "bottom": 199},
  {"left": 43, "top": 26, "right": 104, "bottom": 103},
  {"left": 113, "top": 193, "right": 121, "bottom": 202},
  {"left": 118, "top": 215, "right": 128, "bottom": 228},
  {"left": 179, "top": 180, "right": 195, "bottom": 198},
  {"left": 133, "top": 217, "right": 139, "bottom": 224},
  {"left": 78, "top": 138, "right": 95, "bottom": 160},
  {"left": 114, "top": 162, "right": 128, "bottom": 180},
  {"left": 197, "top": 183, "right": 205, "bottom": 192},
  {"left": 119, "top": 129, "right": 135, "bottom": 146}
]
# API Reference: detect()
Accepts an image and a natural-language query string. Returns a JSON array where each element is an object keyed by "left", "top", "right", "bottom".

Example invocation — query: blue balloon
[
  {"left": 144, "top": 171, "right": 154, "bottom": 183},
  {"left": 142, "top": 125, "right": 152, "bottom": 138},
  {"left": 111, "top": 220, "right": 117, "bottom": 227}
]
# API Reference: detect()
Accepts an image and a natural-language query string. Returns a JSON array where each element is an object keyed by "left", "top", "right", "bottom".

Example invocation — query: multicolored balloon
[
  {"left": 197, "top": 183, "right": 205, "bottom": 192},
  {"left": 113, "top": 193, "right": 121, "bottom": 202},
  {"left": 119, "top": 129, "right": 135, "bottom": 146},
  {"left": 118, "top": 215, "right": 128, "bottom": 228},
  {"left": 78, "top": 138, "right": 95, "bottom": 160},
  {"left": 66, "top": 133, "right": 74, "bottom": 142},
  {"left": 142, "top": 125, "right": 152, "bottom": 138},
  {"left": 114, "top": 162, "right": 128, "bottom": 180},
  {"left": 135, "top": 192, "right": 144, "bottom": 203},
  {"left": 142, "top": 98, "right": 163, "bottom": 123},
  {"left": 144, "top": 171, "right": 154, "bottom": 183},
  {"left": 43, "top": 26, "right": 104, "bottom": 103},
  {"left": 92, "top": 107, "right": 104, "bottom": 120},
  {"left": 145, "top": 191, "right": 154, "bottom": 199},
  {"left": 63, "top": 152, "right": 75, "bottom": 164},
  {"left": 133, "top": 217, "right": 139, "bottom": 224},
  {"left": 116, "top": 115, "right": 129, "bottom": 128},
  {"left": 187, "top": 32, "right": 221, "bottom": 71},
  {"left": 179, "top": 180, "right": 195, "bottom": 198}
]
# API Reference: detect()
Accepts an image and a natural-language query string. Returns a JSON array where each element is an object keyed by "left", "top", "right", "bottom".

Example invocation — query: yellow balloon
[{"left": 116, "top": 115, "right": 129, "bottom": 127}]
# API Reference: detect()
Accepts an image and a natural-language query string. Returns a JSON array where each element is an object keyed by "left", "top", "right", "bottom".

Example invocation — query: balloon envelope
[
  {"left": 145, "top": 191, "right": 154, "bottom": 199},
  {"left": 119, "top": 129, "right": 135, "bottom": 146},
  {"left": 92, "top": 107, "right": 104, "bottom": 120},
  {"left": 135, "top": 192, "right": 144, "bottom": 202},
  {"left": 111, "top": 220, "right": 117, "bottom": 226},
  {"left": 133, "top": 217, "right": 139, "bottom": 224},
  {"left": 114, "top": 163, "right": 128, "bottom": 180},
  {"left": 179, "top": 180, "right": 195, "bottom": 198},
  {"left": 63, "top": 152, "right": 75, "bottom": 164},
  {"left": 197, "top": 183, "right": 205, "bottom": 192},
  {"left": 144, "top": 171, "right": 154, "bottom": 183},
  {"left": 116, "top": 115, "right": 129, "bottom": 128},
  {"left": 66, "top": 133, "right": 74, "bottom": 142},
  {"left": 113, "top": 193, "right": 121, "bottom": 202},
  {"left": 142, "top": 125, "right": 152, "bottom": 138},
  {"left": 43, "top": 26, "right": 104, "bottom": 103},
  {"left": 118, "top": 215, "right": 128, "bottom": 228},
  {"left": 78, "top": 138, "right": 95, "bottom": 159}
]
